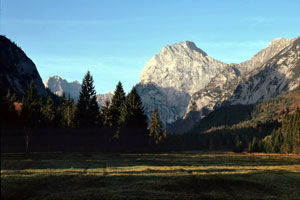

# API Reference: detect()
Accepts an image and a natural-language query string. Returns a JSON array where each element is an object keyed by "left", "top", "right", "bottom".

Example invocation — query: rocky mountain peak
[
  {"left": 44, "top": 75, "right": 113, "bottom": 107},
  {"left": 268, "top": 37, "right": 291, "bottom": 47},
  {"left": 168, "top": 41, "right": 208, "bottom": 56},
  {"left": 44, "top": 76, "right": 82, "bottom": 101},
  {"left": 137, "top": 41, "right": 227, "bottom": 125},
  {"left": 237, "top": 37, "right": 295, "bottom": 76}
]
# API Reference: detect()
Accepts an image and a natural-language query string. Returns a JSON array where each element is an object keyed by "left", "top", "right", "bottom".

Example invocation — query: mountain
[
  {"left": 96, "top": 91, "right": 114, "bottom": 107},
  {"left": 228, "top": 37, "right": 300, "bottom": 105},
  {"left": 0, "top": 35, "right": 47, "bottom": 98},
  {"left": 189, "top": 86, "right": 300, "bottom": 136},
  {"left": 44, "top": 76, "right": 81, "bottom": 101},
  {"left": 136, "top": 41, "right": 227, "bottom": 125},
  {"left": 44, "top": 75, "right": 113, "bottom": 106},
  {"left": 178, "top": 37, "right": 299, "bottom": 132},
  {"left": 137, "top": 37, "right": 300, "bottom": 132}
]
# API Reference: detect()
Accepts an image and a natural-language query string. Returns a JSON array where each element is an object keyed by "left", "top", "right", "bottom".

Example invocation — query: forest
[
  {"left": 1, "top": 71, "right": 299, "bottom": 154},
  {"left": 1, "top": 71, "right": 166, "bottom": 153}
]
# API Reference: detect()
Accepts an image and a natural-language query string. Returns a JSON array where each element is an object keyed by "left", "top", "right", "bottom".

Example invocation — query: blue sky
[{"left": 2, "top": 0, "right": 300, "bottom": 93}]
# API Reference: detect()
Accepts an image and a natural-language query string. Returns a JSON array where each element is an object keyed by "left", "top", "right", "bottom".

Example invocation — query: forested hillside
[{"left": 169, "top": 88, "right": 300, "bottom": 153}]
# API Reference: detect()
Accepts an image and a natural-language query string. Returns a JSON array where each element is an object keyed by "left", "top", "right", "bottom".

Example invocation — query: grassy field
[{"left": 1, "top": 152, "right": 300, "bottom": 200}]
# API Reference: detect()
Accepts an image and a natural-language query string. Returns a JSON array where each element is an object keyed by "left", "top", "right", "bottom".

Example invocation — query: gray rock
[
  {"left": 137, "top": 41, "right": 227, "bottom": 126},
  {"left": 44, "top": 75, "right": 113, "bottom": 107}
]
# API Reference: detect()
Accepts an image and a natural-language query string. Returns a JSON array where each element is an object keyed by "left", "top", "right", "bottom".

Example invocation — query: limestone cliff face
[
  {"left": 44, "top": 76, "right": 81, "bottom": 101},
  {"left": 44, "top": 75, "right": 113, "bottom": 107},
  {"left": 228, "top": 37, "right": 300, "bottom": 105},
  {"left": 137, "top": 37, "right": 300, "bottom": 132},
  {"left": 136, "top": 41, "right": 227, "bottom": 125},
  {"left": 0, "top": 36, "right": 47, "bottom": 97},
  {"left": 181, "top": 37, "right": 298, "bottom": 131},
  {"left": 236, "top": 37, "right": 295, "bottom": 76}
]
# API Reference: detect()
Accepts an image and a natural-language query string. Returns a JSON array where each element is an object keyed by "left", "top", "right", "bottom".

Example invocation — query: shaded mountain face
[
  {"left": 0, "top": 36, "right": 47, "bottom": 98},
  {"left": 137, "top": 37, "right": 300, "bottom": 132},
  {"left": 44, "top": 75, "right": 113, "bottom": 107}
]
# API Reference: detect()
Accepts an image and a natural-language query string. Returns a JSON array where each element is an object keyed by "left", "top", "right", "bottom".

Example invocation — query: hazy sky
[{"left": 2, "top": 0, "right": 300, "bottom": 93}]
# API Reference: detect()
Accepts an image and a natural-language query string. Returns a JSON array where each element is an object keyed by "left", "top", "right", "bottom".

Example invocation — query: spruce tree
[
  {"left": 75, "top": 71, "right": 100, "bottom": 127},
  {"left": 118, "top": 87, "right": 148, "bottom": 151},
  {"left": 109, "top": 81, "right": 126, "bottom": 128},
  {"left": 21, "top": 80, "right": 43, "bottom": 153},
  {"left": 43, "top": 95, "right": 56, "bottom": 126},
  {"left": 292, "top": 108, "right": 300, "bottom": 153},
  {"left": 149, "top": 108, "right": 166, "bottom": 146},
  {"left": 63, "top": 94, "right": 76, "bottom": 128}
]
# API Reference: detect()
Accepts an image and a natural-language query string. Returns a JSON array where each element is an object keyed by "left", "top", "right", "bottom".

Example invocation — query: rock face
[
  {"left": 44, "top": 75, "right": 113, "bottom": 107},
  {"left": 137, "top": 37, "right": 300, "bottom": 132},
  {"left": 182, "top": 37, "right": 298, "bottom": 130},
  {"left": 136, "top": 41, "right": 227, "bottom": 125},
  {"left": 96, "top": 91, "right": 114, "bottom": 108},
  {"left": 44, "top": 76, "right": 81, "bottom": 101},
  {"left": 0, "top": 36, "right": 47, "bottom": 97},
  {"left": 237, "top": 37, "right": 295, "bottom": 76},
  {"left": 228, "top": 37, "right": 300, "bottom": 105}
]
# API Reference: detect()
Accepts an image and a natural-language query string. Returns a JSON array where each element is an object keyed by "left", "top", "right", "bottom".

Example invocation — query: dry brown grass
[{"left": 1, "top": 152, "right": 300, "bottom": 200}]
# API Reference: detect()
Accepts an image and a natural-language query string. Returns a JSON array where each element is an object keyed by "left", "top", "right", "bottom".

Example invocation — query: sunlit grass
[{"left": 1, "top": 152, "right": 300, "bottom": 200}]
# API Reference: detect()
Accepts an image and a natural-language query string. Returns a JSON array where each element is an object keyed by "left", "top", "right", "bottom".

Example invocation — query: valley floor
[{"left": 1, "top": 152, "right": 300, "bottom": 200}]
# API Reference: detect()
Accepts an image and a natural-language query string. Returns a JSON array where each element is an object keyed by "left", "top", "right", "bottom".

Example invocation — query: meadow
[{"left": 1, "top": 152, "right": 300, "bottom": 200}]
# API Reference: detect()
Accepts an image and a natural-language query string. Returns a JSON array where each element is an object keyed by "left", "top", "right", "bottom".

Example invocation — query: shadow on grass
[
  {"left": 1, "top": 152, "right": 300, "bottom": 170},
  {"left": 2, "top": 170, "right": 300, "bottom": 200}
]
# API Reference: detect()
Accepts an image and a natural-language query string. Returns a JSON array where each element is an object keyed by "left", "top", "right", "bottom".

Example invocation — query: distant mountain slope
[
  {"left": 44, "top": 75, "right": 113, "bottom": 106},
  {"left": 44, "top": 76, "right": 81, "bottom": 101},
  {"left": 0, "top": 36, "right": 47, "bottom": 97},
  {"left": 190, "top": 87, "right": 300, "bottom": 134},
  {"left": 168, "top": 36, "right": 300, "bottom": 132},
  {"left": 228, "top": 36, "right": 300, "bottom": 105}
]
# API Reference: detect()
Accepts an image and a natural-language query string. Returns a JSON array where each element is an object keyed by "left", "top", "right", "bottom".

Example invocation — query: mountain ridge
[
  {"left": 137, "top": 36, "right": 300, "bottom": 132},
  {"left": 0, "top": 35, "right": 47, "bottom": 98}
]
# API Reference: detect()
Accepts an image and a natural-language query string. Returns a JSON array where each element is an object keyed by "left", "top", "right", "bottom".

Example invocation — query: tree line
[
  {"left": 1, "top": 71, "right": 299, "bottom": 154},
  {"left": 1, "top": 71, "right": 166, "bottom": 153}
]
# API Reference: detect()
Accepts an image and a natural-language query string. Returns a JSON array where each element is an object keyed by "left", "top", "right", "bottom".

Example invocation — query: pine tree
[
  {"left": 21, "top": 80, "right": 43, "bottom": 153},
  {"left": 43, "top": 95, "right": 56, "bottom": 126},
  {"left": 118, "top": 87, "right": 148, "bottom": 151},
  {"left": 75, "top": 71, "right": 100, "bottom": 127},
  {"left": 292, "top": 108, "right": 300, "bottom": 153},
  {"left": 63, "top": 94, "right": 76, "bottom": 128},
  {"left": 109, "top": 81, "right": 126, "bottom": 129},
  {"left": 149, "top": 108, "right": 166, "bottom": 146}
]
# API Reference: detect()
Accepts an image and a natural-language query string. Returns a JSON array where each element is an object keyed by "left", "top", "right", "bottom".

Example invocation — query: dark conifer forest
[
  {"left": 1, "top": 70, "right": 299, "bottom": 154},
  {"left": 1, "top": 71, "right": 165, "bottom": 153}
]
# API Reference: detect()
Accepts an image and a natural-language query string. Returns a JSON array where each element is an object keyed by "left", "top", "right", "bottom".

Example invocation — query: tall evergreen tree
[
  {"left": 43, "top": 95, "right": 56, "bottom": 126},
  {"left": 149, "top": 108, "right": 166, "bottom": 146},
  {"left": 292, "top": 108, "right": 300, "bottom": 153},
  {"left": 75, "top": 71, "right": 100, "bottom": 127},
  {"left": 109, "top": 81, "right": 126, "bottom": 129},
  {"left": 63, "top": 94, "right": 76, "bottom": 128},
  {"left": 21, "top": 80, "right": 43, "bottom": 153},
  {"left": 118, "top": 87, "right": 148, "bottom": 151}
]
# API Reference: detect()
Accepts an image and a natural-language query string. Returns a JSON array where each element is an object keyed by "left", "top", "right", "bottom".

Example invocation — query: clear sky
[{"left": 2, "top": 0, "right": 300, "bottom": 94}]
